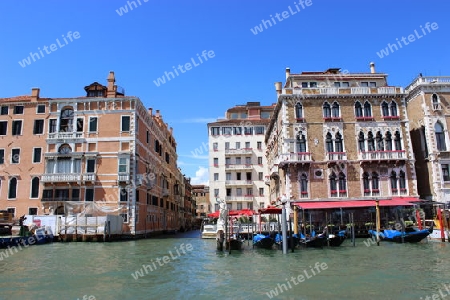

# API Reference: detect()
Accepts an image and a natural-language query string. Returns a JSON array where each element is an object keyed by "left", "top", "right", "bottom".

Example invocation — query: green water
[{"left": 0, "top": 231, "right": 449, "bottom": 300}]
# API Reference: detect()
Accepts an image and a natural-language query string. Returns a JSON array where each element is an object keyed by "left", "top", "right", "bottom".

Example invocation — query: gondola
[
  {"left": 253, "top": 233, "right": 275, "bottom": 249},
  {"left": 368, "top": 224, "right": 432, "bottom": 243}
]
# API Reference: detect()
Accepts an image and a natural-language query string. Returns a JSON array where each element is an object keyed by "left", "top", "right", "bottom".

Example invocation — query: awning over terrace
[{"left": 293, "top": 198, "right": 418, "bottom": 210}]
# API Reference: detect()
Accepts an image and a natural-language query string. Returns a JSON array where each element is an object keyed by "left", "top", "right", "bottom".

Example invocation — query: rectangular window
[
  {"left": 213, "top": 142, "right": 218, "bottom": 151},
  {"left": 214, "top": 189, "right": 219, "bottom": 197},
  {"left": 247, "top": 202, "right": 253, "bottom": 210},
  {"left": 255, "top": 127, "right": 265, "bottom": 135},
  {"left": 257, "top": 142, "right": 262, "bottom": 150},
  {"left": 85, "top": 188, "right": 94, "bottom": 201},
  {"left": 214, "top": 173, "right": 219, "bottom": 181},
  {"left": 211, "top": 127, "right": 220, "bottom": 135},
  {"left": 0, "top": 121, "right": 7, "bottom": 135},
  {"left": 7, "top": 208, "right": 15, "bottom": 218},
  {"left": 72, "top": 189, "right": 80, "bottom": 201},
  {"left": 442, "top": 165, "right": 450, "bottom": 182},
  {"left": 244, "top": 127, "right": 253, "bottom": 135},
  {"left": 258, "top": 172, "right": 263, "bottom": 180},
  {"left": 49, "top": 119, "right": 57, "bottom": 133},
  {"left": 43, "top": 190, "right": 53, "bottom": 201},
  {"left": 361, "top": 82, "right": 369, "bottom": 87},
  {"left": 36, "top": 104, "right": 45, "bottom": 114},
  {"left": 165, "top": 152, "right": 170, "bottom": 164},
  {"left": 118, "top": 158, "right": 128, "bottom": 173},
  {"left": 334, "top": 82, "right": 341, "bottom": 87},
  {"left": 226, "top": 173, "right": 231, "bottom": 180},
  {"left": 258, "top": 157, "right": 263, "bottom": 164},
  {"left": 226, "top": 188, "right": 231, "bottom": 197},
  {"left": 14, "top": 106, "right": 24, "bottom": 114},
  {"left": 213, "top": 158, "right": 218, "bottom": 166},
  {"left": 33, "top": 148, "right": 42, "bottom": 163},
  {"left": 236, "top": 142, "right": 240, "bottom": 149},
  {"left": 236, "top": 188, "right": 242, "bottom": 196},
  {"left": 11, "top": 148, "right": 20, "bottom": 164},
  {"left": 146, "top": 131, "right": 149, "bottom": 143},
  {"left": 1, "top": 106, "right": 8, "bottom": 115},
  {"left": 342, "top": 82, "right": 350, "bottom": 87},
  {"left": 12, "top": 120, "right": 22, "bottom": 135},
  {"left": 237, "top": 202, "right": 242, "bottom": 210},
  {"left": 225, "top": 142, "right": 230, "bottom": 150},
  {"left": 223, "top": 127, "right": 232, "bottom": 136},
  {"left": 310, "top": 82, "right": 317, "bottom": 88},
  {"left": 259, "top": 188, "right": 264, "bottom": 196},
  {"left": 76, "top": 118, "right": 83, "bottom": 132},
  {"left": 33, "top": 119, "right": 44, "bottom": 134},
  {"left": 121, "top": 116, "right": 130, "bottom": 132},
  {"left": 246, "top": 188, "right": 253, "bottom": 196},
  {"left": 233, "top": 127, "right": 242, "bottom": 135},
  {"left": 86, "top": 159, "right": 96, "bottom": 173},
  {"left": 0, "top": 149, "right": 4, "bottom": 164},
  {"left": 369, "top": 82, "right": 376, "bottom": 87},
  {"left": 301, "top": 82, "right": 308, "bottom": 88},
  {"left": 28, "top": 208, "right": 38, "bottom": 215},
  {"left": 89, "top": 117, "right": 97, "bottom": 132}
]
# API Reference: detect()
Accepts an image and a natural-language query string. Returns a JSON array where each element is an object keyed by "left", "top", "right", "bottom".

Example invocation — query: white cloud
[{"left": 190, "top": 166, "right": 209, "bottom": 185}]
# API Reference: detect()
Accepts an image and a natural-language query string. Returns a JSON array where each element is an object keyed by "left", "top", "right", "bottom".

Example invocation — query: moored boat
[
  {"left": 253, "top": 233, "right": 275, "bottom": 249},
  {"left": 368, "top": 226, "right": 432, "bottom": 243}
]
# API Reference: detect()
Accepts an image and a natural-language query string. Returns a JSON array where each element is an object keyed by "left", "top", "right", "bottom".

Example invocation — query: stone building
[
  {"left": 406, "top": 75, "right": 450, "bottom": 203},
  {"left": 192, "top": 184, "right": 210, "bottom": 218},
  {"left": 265, "top": 64, "right": 419, "bottom": 209}
]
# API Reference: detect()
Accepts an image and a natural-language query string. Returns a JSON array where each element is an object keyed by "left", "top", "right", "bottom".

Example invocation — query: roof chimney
[
  {"left": 275, "top": 82, "right": 282, "bottom": 95},
  {"left": 156, "top": 109, "right": 160, "bottom": 118},
  {"left": 31, "top": 88, "right": 40, "bottom": 102},
  {"left": 107, "top": 71, "right": 116, "bottom": 98},
  {"left": 370, "top": 62, "right": 376, "bottom": 74},
  {"left": 285, "top": 67, "right": 291, "bottom": 80},
  {"left": 148, "top": 107, "right": 153, "bottom": 115}
]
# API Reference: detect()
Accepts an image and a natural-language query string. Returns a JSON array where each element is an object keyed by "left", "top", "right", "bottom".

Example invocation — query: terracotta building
[
  {"left": 265, "top": 64, "right": 419, "bottom": 212},
  {"left": 0, "top": 72, "right": 183, "bottom": 236},
  {"left": 192, "top": 184, "right": 210, "bottom": 218},
  {"left": 406, "top": 75, "right": 450, "bottom": 203}
]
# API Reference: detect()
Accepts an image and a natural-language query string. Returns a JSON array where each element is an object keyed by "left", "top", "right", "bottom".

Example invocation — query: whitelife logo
[
  {"left": 18, "top": 31, "right": 81, "bottom": 68},
  {"left": 153, "top": 50, "right": 215, "bottom": 87},
  {"left": 115, "top": 0, "right": 149, "bottom": 16},
  {"left": 250, "top": 0, "right": 313, "bottom": 35},
  {"left": 376, "top": 22, "right": 438, "bottom": 58}
]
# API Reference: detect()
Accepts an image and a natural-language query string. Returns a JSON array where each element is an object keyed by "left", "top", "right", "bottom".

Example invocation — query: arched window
[
  {"left": 390, "top": 171, "right": 397, "bottom": 190},
  {"left": 335, "top": 132, "right": 343, "bottom": 152},
  {"left": 390, "top": 101, "right": 398, "bottom": 116},
  {"left": 385, "top": 131, "right": 392, "bottom": 151},
  {"left": 31, "top": 177, "right": 40, "bottom": 198},
  {"left": 358, "top": 132, "right": 365, "bottom": 151},
  {"left": 376, "top": 131, "right": 384, "bottom": 151},
  {"left": 338, "top": 172, "right": 346, "bottom": 191},
  {"left": 326, "top": 132, "right": 334, "bottom": 152},
  {"left": 394, "top": 131, "right": 402, "bottom": 150},
  {"left": 435, "top": 122, "right": 446, "bottom": 151},
  {"left": 300, "top": 174, "right": 308, "bottom": 194},
  {"left": 363, "top": 172, "right": 370, "bottom": 191},
  {"left": 432, "top": 94, "right": 439, "bottom": 105},
  {"left": 371, "top": 172, "right": 379, "bottom": 190},
  {"left": 323, "top": 102, "right": 331, "bottom": 118},
  {"left": 381, "top": 101, "right": 389, "bottom": 116},
  {"left": 60, "top": 108, "right": 74, "bottom": 132},
  {"left": 331, "top": 102, "right": 340, "bottom": 117},
  {"left": 399, "top": 170, "right": 406, "bottom": 190},
  {"left": 296, "top": 132, "right": 307, "bottom": 153},
  {"left": 364, "top": 101, "right": 372, "bottom": 117},
  {"left": 368, "top": 131, "right": 375, "bottom": 151},
  {"left": 355, "top": 101, "right": 363, "bottom": 117},
  {"left": 295, "top": 103, "right": 303, "bottom": 119},
  {"left": 8, "top": 177, "right": 17, "bottom": 199},
  {"left": 329, "top": 172, "right": 337, "bottom": 193}
]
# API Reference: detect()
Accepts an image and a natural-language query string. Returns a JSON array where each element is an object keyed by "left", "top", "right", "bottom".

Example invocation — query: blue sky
[{"left": 0, "top": 0, "right": 449, "bottom": 184}]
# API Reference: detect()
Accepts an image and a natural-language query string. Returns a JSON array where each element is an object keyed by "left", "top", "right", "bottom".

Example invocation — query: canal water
[{"left": 0, "top": 231, "right": 449, "bottom": 300}]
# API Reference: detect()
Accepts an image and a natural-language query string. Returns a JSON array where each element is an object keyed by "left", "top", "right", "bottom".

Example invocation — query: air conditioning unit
[{"left": 313, "top": 169, "right": 323, "bottom": 179}]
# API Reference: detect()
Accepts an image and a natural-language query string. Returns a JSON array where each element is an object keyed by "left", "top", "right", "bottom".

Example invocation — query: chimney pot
[
  {"left": 285, "top": 67, "right": 291, "bottom": 80},
  {"left": 148, "top": 107, "right": 153, "bottom": 115},
  {"left": 370, "top": 62, "right": 376, "bottom": 74},
  {"left": 31, "top": 88, "right": 40, "bottom": 102},
  {"left": 275, "top": 82, "right": 282, "bottom": 95}
]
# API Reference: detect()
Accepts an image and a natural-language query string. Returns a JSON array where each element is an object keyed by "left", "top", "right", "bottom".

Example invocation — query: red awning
[
  {"left": 293, "top": 199, "right": 417, "bottom": 210},
  {"left": 207, "top": 209, "right": 255, "bottom": 218}
]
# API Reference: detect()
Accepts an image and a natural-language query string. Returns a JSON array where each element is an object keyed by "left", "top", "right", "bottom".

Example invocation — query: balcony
[
  {"left": 355, "top": 116, "right": 374, "bottom": 122},
  {"left": 41, "top": 197, "right": 76, "bottom": 202},
  {"left": 83, "top": 173, "right": 96, "bottom": 182},
  {"left": 405, "top": 76, "right": 450, "bottom": 93},
  {"left": 225, "top": 196, "right": 255, "bottom": 201},
  {"left": 330, "top": 190, "right": 347, "bottom": 198},
  {"left": 363, "top": 189, "right": 380, "bottom": 197},
  {"left": 289, "top": 86, "right": 404, "bottom": 96},
  {"left": 41, "top": 173, "right": 81, "bottom": 183},
  {"left": 225, "top": 148, "right": 253, "bottom": 155},
  {"left": 439, "top": 151, "right": 450, "bottom": 160},
  {"left": 225, "top": 164, "right": 253, "bottom": 170},
  {"left": 278, "top": 152, "right": 312, "bottom": 166},
  {"left": 48, "top": 132, "right": 84, "bottom": 140},
  {"left": 323, "top": 117, "right": 342, "bottom": 122},
  {"left": 162, "top": 188, "right": 169, "bottom": 197},
  {"left": 118, "top": 173, "right": 130, "bottom": 182},
  {"left": 382, "top": 116, "right": 400, "bottom": 121},
  {"left": 327, "top": 152, "right": 347, "bottom": 161},
  {"left": 225, "top": 180, "right": 253, "bottom": 186},
  {"left": 359, "top": 150, "right": 406, "bottom": 162}
]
